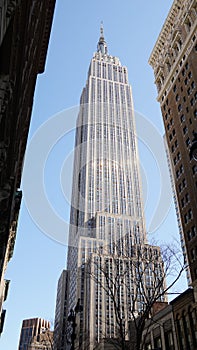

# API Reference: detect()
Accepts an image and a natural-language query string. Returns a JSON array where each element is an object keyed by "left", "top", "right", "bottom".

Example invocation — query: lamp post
[{"left": 67, "top": 298, "right": 82, "bottom": 350}]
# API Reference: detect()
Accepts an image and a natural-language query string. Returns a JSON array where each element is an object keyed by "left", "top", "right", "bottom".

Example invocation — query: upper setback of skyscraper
[{"left": 70, "top": 24, "right": 146, "bottom": 240}]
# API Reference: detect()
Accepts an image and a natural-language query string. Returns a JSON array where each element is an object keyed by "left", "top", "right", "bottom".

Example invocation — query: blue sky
[{"left": 0, "top": 1, "right": 188, "bottom": 349}]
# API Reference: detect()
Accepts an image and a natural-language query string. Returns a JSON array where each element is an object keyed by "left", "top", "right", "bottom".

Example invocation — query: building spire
[
  {"left": 97, "top": 21, "right": 108, "bottom": 55},
  {"left": 100, "top": 21, "right": 104, "bottom": 38}
]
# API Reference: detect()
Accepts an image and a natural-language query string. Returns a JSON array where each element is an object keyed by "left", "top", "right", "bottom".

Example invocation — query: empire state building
[{"left": 62, "top": 26, "right": 165, "bottom": 350}]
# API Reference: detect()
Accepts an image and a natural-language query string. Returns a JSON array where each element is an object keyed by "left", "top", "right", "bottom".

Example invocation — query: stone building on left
[{"left": 0, "top": 0, "right": 56, "bottom": 334}]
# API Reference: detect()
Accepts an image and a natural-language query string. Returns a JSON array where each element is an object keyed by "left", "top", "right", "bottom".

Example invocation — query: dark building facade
[
  {"left": 171, "top": 288, "right": 197, "bottom": 350},
  {"left": 0, "top": 0, "right": 56, "bottom": 334},
  {"left": 142, "top": 303, "right": 178, "bottom": 350},
  {"left": 149, "top": 0, "right": 197, "bottom": 286},
  {"left": 142, "top": 290, "right": 197, "bottom": 350}
]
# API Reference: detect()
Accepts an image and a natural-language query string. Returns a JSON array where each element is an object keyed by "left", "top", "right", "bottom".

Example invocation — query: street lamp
[{"left": 67, "top": 298, "right": 82, "bottom": 350}]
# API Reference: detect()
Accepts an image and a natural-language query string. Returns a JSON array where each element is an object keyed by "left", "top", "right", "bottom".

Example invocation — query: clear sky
[{"left": 0, "top": 1, "right": 188, "bottom": 349}]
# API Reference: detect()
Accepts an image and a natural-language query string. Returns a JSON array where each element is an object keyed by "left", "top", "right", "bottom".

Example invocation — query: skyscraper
[
  {"left": 54, "top": 270, "right": 70, "bottom": 350},
  {"left": 63, "top": 25, "right": 165, "bottom": 349},
  {"left": 149, "top": 0, "right": 197, "bottom": 286}
]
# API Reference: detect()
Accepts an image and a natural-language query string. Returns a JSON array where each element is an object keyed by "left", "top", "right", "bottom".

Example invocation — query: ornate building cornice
[{"left": 148, "top": 0, "right": 197, "bottom": 101}]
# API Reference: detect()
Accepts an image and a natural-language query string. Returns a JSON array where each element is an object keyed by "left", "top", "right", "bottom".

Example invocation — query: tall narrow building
[
  {"left": 149, "top": 0, "right": 197, "bottom": 287},
  {"left": 54, "top": 270, "right": 70, "bottom": 350},
  {"left": 64, "top": 25, "right": 165, "bottom": 349}
]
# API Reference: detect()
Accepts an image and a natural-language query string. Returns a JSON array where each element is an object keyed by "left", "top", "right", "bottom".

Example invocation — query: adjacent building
[
  {"left": 54, "top": 270, "right": 70, "bottom": 350},
  {"left": 171, "top": 288, "right": 197, "bottom": 350},
  {"left": 149, "top": 0, "right": 197, "bottom": 286},
  {"left": 141, "top": 303, "right": 178, "bottom": 350},
  {"left": 141, "top": 288, "right": 197, "bottom": 350},
  {"left": 59, "top": 25, "right": 166, "bottom": 350},
  {"left": 0, "top": 0, "right": 56, "bottom": 333},
  {"left": 18, "top": 318, "right": 51, "bottom": 350}
]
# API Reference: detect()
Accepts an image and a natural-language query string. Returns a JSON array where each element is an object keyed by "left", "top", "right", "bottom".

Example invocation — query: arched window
[
  {"left": 182, "top": 310, "right": 191, "bottom": 349},
  {"left": 188, "top": 306, "right": 197, "bottom": 347},
  {"left": 176, "top": 315, "right": 184, "bottom": 350}
]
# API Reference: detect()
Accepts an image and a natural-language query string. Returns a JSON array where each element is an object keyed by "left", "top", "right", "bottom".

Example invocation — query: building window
[
  {"left": 154, "top": 336, "right": 162, "bottom": 349},
  {"left": 183, "top": 126, "right": 188, "bottom": 134},
  {"left": 178, "top": 104, "right": 182, "bottom": 111},
  {"left": 187, "top": 230, "right": 192, "bottom": 241},
  {"left": 188, "top": 209, "right": 193, "bottom": 220},
  {"left": 191, "top": 248, "right": 197, "bottom": 261},
  {"left": 192, "top": 165, "right": 197, "bottom": 174},
  {"left": 175, "top": 140, "right": 178, "bottom": 148},
  {"left": 177, "top": 317, "right": 184, "bottom": 350},
  {"left": 188, "top": 307, "right": 197, "bottom": 346},
  {"left": 191, "top": 226, "right": 196, "bottom": 238},
  {"left": 186, "top": 138, "right": 190, "bottom": 146},
  {"left": 185, "top": 193, "right": 189, "bottom": 203},
  {"left": 180, "top": 114, "right": 185, "bottom": 122},
  {"left": 187, "top": 87, "right": 192, "bottom": 95},
  {"left": 165, "top": 330, "right": 174, "bottom": 349}
]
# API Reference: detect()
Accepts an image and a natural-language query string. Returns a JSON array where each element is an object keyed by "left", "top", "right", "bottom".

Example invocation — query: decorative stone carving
[
  {"left": 0, "top": 76, "right": 13, "bottom": 124},
  {"left": 6, "top": 1, "right": 17, "bottom": 18},
  {"left": 0, "top": 182, "right": 11, "bottom": 215},
  {"left": 0, "top": 142, "right": 8, "bottom": 175}
]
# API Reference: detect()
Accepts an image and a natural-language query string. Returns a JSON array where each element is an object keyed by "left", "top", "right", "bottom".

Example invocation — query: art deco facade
[
  {"left": 149, "top": 0, "right": 197, "bottom": 286},
  {"left": 0, "top": 0, "right": 56, "bottom": 334},
  {"left": 64, "top": 27, "right": 166, "bottom": 349}
]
